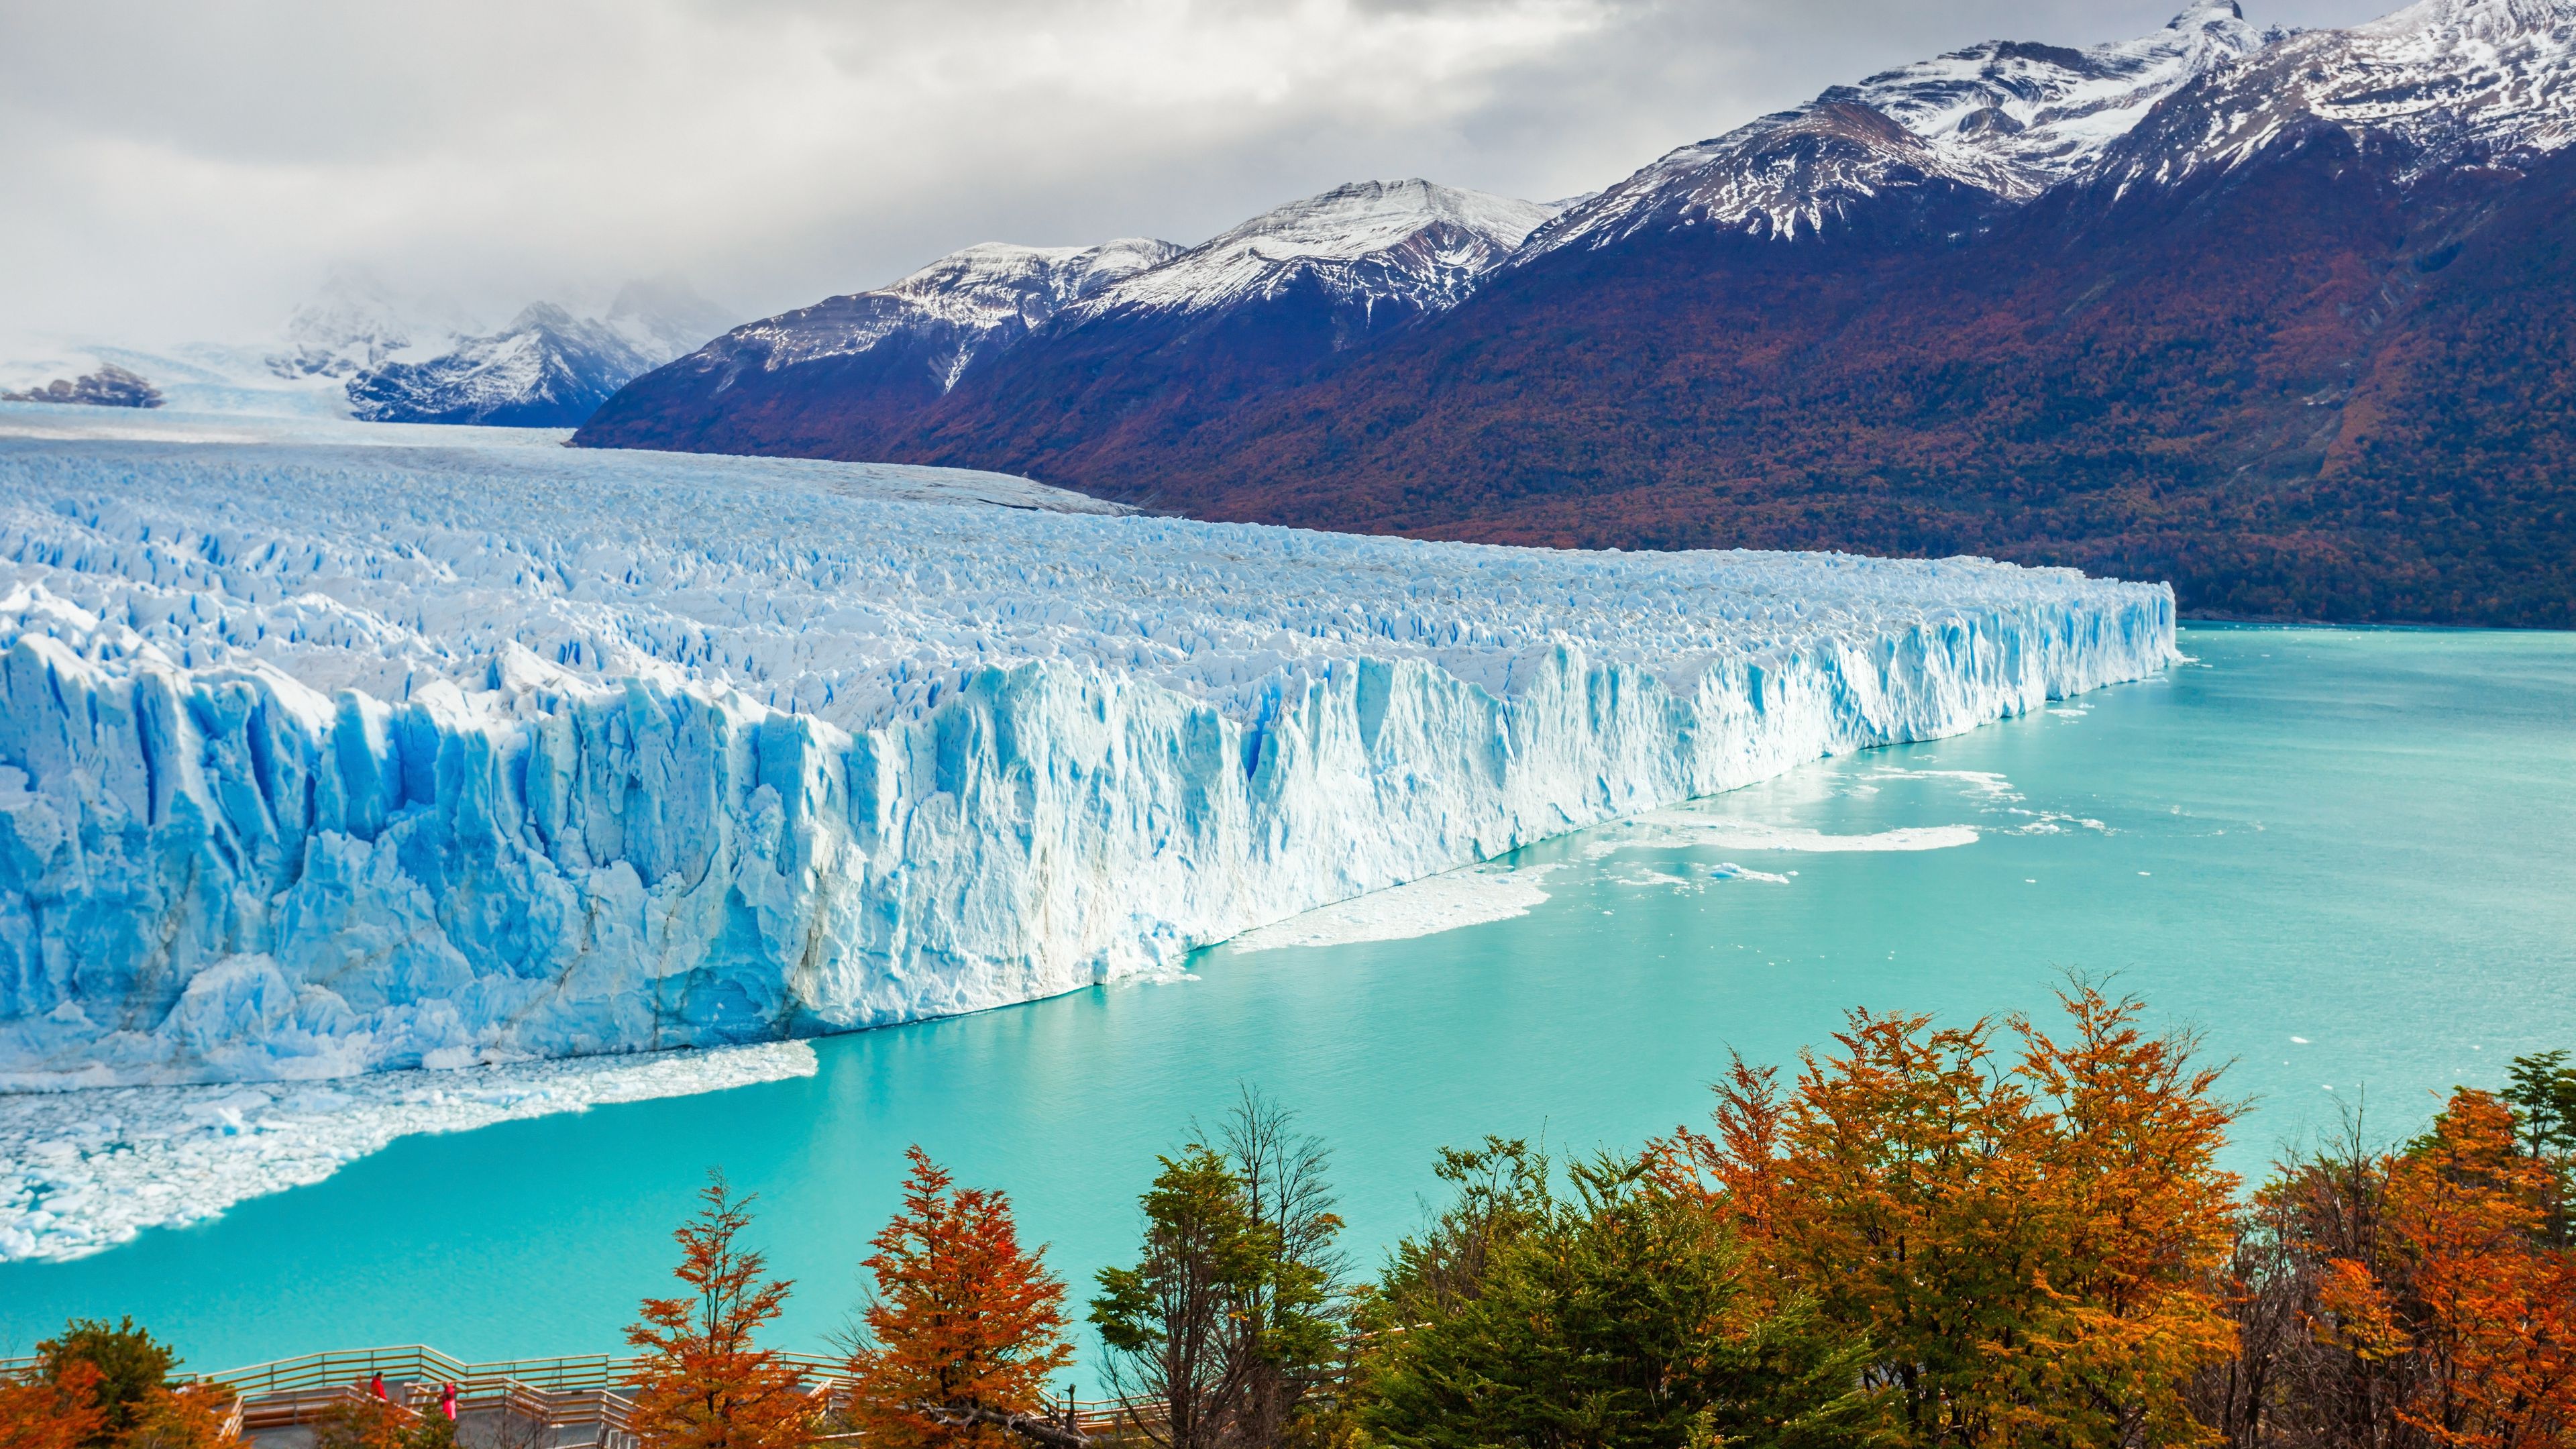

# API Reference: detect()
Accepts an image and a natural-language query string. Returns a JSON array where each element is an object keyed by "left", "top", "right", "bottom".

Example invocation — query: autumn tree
[
  {"left": 0, "top": 1362, "right": 108, "bottom": 1449},
  {"left": 2379, "top": 1089, "right": 2576, "bottom": 1447},
  {"left": 627, "top": 1171, "right": 814, "bottom": 1449},
  {"left": 1657, "top": 981, "right": 2243, "bottom": 1448},
  {"left": 3, "top": 1319, "right": 236, "bottom": 1449},
  {"left": 114, "top": 1389, "right": 244, "bottom": 1449},
  {"left": 843, "top": 1147, "right": 1079, "bottom": 1449}
]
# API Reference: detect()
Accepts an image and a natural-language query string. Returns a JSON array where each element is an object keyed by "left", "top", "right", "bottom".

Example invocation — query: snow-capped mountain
[
  {"left": 267, "top": 270, "right": 467, "bottom": 380},
  {"left": 2098, "top": 0, "right": 2576, "bottom": 188},
  {"left": 575, "top": 182, "right": 1555, "bottom": 455},
  {"left": 345, "top": 303, "right": 655, "bottom": 426},
  {"left": 1525, "top": 1, "right": 2265, "bottom": 254},
  {"left": 668, "top": 237, "right": 1179, "bottom": 402},
  {"left": 1065, "top": 180, "right": 1557, "bottom": 325},
  {"left": 572, "top": 238, "right": 1179, "bottom": 453},
  {"left": 569, "top": 0, "right": 2576, "bottom": 627},
  {"left": 348, "top": 281, "right": 737, "bottom": 427}
]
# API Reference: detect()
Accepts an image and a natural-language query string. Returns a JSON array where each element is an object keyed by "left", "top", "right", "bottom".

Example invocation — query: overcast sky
[{"left": 2, "top": 0, "right": 2392, "bottom": 352}]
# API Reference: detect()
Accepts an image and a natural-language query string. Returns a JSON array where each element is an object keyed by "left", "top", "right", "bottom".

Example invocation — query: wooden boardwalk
[{"left": 0, "top": 1345, "right": 1162, "bottom": 1448}]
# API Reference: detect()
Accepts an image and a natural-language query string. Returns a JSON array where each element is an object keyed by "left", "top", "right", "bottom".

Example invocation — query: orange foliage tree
[
  {"left": 1, "top": 1320, "right": 238, "bottom": 1449},
  {"left": 843, "top": 1148, "right": 1078, "bottom": 1449},
  {"left": 0, "top": 1363, "right": 109, "bottom": 1449},
  {"left": 2288, "top": 1089, "right": 2576, "bottom": 1449},
  {"left": 1658, "top": 981, "right": 2243, "bottom": 1448},
  {"left": 627, "top": 1171, "right": 815, "bottom": 1449}
]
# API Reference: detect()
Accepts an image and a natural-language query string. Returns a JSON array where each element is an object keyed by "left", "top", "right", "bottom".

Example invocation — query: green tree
[
  {"left": 1360, "top": 1153, "right": 1877, "bottom": 1449},
  {"left": 36, "top": 1319, "right": 177, "bottom": 1449},
  {"left": 2504, "top": 1050, "right": 2576, "bottom": 1158},
  {"left": 1373, "top": 1136, "right": 1554, "bottom": 1330},
  {"left": 1208, "top": 1088, "right": 1350, "bottom": 1448},
  {"left": 1091, "top": 1148, "right": 1272, "bottom": 1449}
]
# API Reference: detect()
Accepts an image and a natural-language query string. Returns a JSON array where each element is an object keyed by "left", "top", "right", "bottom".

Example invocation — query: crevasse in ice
[{"left": 0, "top": 417, "right": 2176, "bottom": 1088}]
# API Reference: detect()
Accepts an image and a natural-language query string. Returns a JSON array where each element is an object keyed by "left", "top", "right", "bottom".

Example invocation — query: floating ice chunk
[
  {"left": 1707, "top": 862, "right": 1792, "bottom": 883},
  {"left": 0, "top": 1042, "right": 815, "bottom": 1263},
  {"left": 1227, "top": 865, "right": 1557, "bottom": 953},
  {"left": 1586, "top": 816, "right": 1982, "bottom": 857}
]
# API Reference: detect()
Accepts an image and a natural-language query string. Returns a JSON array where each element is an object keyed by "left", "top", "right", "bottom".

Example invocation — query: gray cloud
[{"left": 0, "top": 0, "right": 2388, "bottom": 352}]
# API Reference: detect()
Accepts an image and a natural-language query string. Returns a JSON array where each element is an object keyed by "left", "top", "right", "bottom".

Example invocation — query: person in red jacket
[{"left": 439, "top": 1383, "right": 460, "bottom": 1421}]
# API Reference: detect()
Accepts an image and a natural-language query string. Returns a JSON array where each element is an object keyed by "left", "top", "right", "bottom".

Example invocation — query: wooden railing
[{"left": 0, "top": 1346, "right": 1162, "bottom": 1444}]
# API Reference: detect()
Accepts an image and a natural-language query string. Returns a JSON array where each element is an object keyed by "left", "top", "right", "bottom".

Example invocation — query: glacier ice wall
[{"left": 0, "top": 414, "right": 2176, "bottom": 1087}]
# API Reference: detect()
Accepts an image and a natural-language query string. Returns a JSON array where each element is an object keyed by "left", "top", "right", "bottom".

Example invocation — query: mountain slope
[
  {"left": 1519, "top": 0, "right": 2264, "bottom": 254},
  {"left": 350, "top": 282, "right": 735, "bottom": 427},
  {"left": 576, "top": 239, "right": 1179, "bottom": 452},
  {"left": 347, "top": 304, "right": 656, "bottom": 427},
  {"left": 574, "top": 0, "right": 2576, "bottom": 625},
  {"left": 574, "top": 181, "right": 1553, "bottom": 457},
  {"left": 1016, "top": 10, "right": 2576, "bottom": 625}
]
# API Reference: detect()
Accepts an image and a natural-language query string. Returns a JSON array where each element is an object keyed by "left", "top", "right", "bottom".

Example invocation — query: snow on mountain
[
  {"left": 267, "top": 270, "right": 468, "bottom": 382},
  {"left": 345, "top": 303, "right": 657, "bottom": 427},
  {"left": 670, "top": 239, "right": 1182, "bottom": 400},
  {"left": 1067, "top": 179, "right": 1559, "bottom": 324},
  {"left": 2100, "top": 0, "right": 2576, "bottom": 188},
  {"left": 347, "top": 280, "right": 739, "bottom": 427},
  {"left": 0, "top": 411, "right": 2174, "bottom": 1089},
  {"left": 1525, "top": 1, "right": 2265, "bottom": 251}
]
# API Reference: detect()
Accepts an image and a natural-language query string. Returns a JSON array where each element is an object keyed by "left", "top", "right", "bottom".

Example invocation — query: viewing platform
[{"left": 0, "top": 1346, "right": 1156, "bottom": 1448}]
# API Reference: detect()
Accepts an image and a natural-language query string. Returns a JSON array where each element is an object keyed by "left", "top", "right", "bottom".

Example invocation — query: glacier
[{"left": 0, "top": 405, "right": 2177, "bottom": 1091}]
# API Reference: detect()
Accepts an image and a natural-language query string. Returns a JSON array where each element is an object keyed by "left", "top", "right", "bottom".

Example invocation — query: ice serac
[{"left": 0, "top": 419, "right": 2176, "bottom": 1089}]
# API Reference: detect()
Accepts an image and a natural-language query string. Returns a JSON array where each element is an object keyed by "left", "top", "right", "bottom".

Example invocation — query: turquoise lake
[{"left": 3, "top": 625, "right": 2571, "bottom": 1377}]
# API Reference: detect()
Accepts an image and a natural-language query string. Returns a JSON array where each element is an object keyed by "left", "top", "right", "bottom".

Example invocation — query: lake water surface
[{"left": 3, "top": 625, "right": 2569, "bottom": 1377}]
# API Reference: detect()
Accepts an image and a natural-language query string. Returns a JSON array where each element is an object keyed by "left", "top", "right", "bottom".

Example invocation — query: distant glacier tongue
[{"left": 0, "top": 420, "right": 2176, "bottom": 1088}]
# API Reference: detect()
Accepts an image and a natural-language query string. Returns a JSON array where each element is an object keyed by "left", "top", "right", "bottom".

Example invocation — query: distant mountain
[
  {"left": 267, "top": 270, "right": 464, "bottom": 381},
  {"left": 0, "top": 364, "right": 163, "bottom": 409},
  {"left": 578, "top": 0, "right": 2576, "bottom": 627},
  {"left": 574, "top": 180, "right": 1556, "bottom": 458},
  {"left": 1517, "top": 0, "right": 2265, "bottom": 254},
  {"left": 576, "top": 239, "right": 1179, "bottom": 451},
  {"left": 1065, "top": 180, "right": 1556, "bottom": 321},
  {"left": 348, "top": 280, "right": 735, "bottom": 427}
]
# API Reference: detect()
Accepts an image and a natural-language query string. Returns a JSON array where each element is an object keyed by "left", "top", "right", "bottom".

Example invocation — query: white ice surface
[
  {"left": 0, "top": 407, "right": 2174, "bottom": 1093},
  {"left": 0, "top": 1040, "right": 816, "bottom": 1262},
  {"left": 1582, "top": 813, "right": 1984, "bottom": 858},
  {"left": 1225, "top": 863, "right": 1557, "bottom": 953}
]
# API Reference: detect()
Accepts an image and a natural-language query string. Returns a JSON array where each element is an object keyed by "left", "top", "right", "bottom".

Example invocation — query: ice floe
[{"left": 0, "top": 1041, "right": 816, "bottom": 1263}]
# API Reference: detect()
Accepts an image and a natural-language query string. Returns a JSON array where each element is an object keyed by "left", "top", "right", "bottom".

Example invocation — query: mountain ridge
[{"left": 573, "top": 0, "right": 2576, "bottom": 625}]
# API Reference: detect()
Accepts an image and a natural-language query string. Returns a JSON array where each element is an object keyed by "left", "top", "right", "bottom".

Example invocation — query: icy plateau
[{"left": 0, "top": 411, "right": 2176, "bottom": 1091}]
